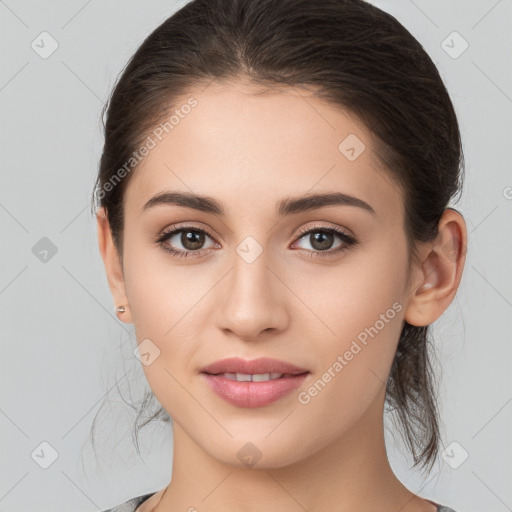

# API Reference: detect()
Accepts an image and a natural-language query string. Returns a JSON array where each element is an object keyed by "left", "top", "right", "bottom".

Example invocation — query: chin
[{"left": 200, "top": 431, "right": 313, "bottom": 470}]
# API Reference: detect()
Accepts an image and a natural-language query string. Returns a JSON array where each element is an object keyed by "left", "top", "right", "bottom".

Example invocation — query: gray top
[
  {"left": 102, "top": 493, "right": 155, "bottom": 512},
  {"left": 102, "top": 492, "right": 460, "bottom": 512}
]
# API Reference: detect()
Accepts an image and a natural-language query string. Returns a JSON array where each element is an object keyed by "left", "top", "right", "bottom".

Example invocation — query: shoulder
[
  {"left": 436, "top": 505, "right": 460, "bottom": 512},
  {"left": 102, "top": 492, "right": 157, "bottom": 512}
]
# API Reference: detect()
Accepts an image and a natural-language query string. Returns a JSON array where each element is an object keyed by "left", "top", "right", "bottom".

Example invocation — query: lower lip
[{"left": 201, "top": 372, "right": 309, "bottom": 408}]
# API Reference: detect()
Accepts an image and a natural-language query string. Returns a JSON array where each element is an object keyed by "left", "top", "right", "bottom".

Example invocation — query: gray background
[{"left": 1, "top": 1, "right": 511, "bottom": 511}]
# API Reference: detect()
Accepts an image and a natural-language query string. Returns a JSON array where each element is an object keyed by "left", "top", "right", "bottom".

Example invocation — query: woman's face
[{"left": 112, "top": 81, "right": 416, "bottom": 467}]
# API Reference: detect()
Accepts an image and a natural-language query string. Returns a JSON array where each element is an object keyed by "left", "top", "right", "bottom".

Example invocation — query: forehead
[{"left": 124, "top": 80, "right": 403, "bottom": 222}]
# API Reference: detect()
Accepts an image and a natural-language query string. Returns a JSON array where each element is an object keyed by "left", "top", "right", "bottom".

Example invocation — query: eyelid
[
  {"left": 157, "top": 221, "right": 353, "bottom": 241},
  {"left": 155, "top": 222, "right": 358, "bottom": 258},
  {"left": 157, "top": 222, "right": 217, "bottom": 240},
  {"left": 293, "top": 222, "right": 355, "bottom": 240}
]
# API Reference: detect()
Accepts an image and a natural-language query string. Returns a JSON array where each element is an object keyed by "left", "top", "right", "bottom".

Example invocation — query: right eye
[{"left": 155, "top": 225, "right": 219, "bottom": 258}]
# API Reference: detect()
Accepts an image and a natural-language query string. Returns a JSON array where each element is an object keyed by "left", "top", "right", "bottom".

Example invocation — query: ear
[
  {"left": 404, "top": 208, "right": 467, "bottom": 327},
  {"left": 96, "top": 207, "right": 133, "bottom": 324}
]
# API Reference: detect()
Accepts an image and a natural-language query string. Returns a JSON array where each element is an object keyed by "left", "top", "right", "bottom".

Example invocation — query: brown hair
[{"left": 90, "top": 0, "right": 464, "bottom": 474}]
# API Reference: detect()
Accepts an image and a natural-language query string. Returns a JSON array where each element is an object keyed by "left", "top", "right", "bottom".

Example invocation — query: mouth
[
  {"left": 199, "top": 356, "right": 309, "bottom": 376},
  {"left": 199, "top": 357, "right": 310, "bottom": 408},
  {"left": 203, "top": 371, "right": 306, "bottom": 382}
]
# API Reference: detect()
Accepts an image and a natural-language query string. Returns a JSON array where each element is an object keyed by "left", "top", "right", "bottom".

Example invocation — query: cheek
[
  {"left": 122, "top": 232, "right": 211, "bottom": 335},
  {"left": 121, "top": 243, "right": 209, "bottom": 398},
  {"left": 292, "top": 235, "right": 408, "bottom": 415},
  {"left": 292, "top": 231, "right": 408, "bottom": 344},
  {"left": 125, "top": 266, "right": 208, "bottom": 425}
]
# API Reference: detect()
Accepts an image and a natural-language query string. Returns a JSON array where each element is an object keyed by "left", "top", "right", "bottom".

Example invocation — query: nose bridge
[
  {"left": 215, "top": 235, "right": 287, "bottom": 339},
  {"left": 232, "top": 239, "right": 270, "bottom": 300}
]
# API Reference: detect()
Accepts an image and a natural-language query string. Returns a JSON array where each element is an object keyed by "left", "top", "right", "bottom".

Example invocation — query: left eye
[
  {"left": 292, "top": 226, "right": 357, "bottom": 254},
  {"left": 295, "top": 229, "right": 339, "bottom": 251}
]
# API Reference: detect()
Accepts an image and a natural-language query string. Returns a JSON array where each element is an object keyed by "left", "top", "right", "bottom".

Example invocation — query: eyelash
[{"left": 155, "top": 223, "right": 358, "bottom": 260}]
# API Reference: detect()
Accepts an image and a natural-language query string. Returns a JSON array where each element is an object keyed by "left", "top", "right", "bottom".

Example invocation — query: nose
[{"left": 214, "top": 248, "right": 289, "bottom": 342}]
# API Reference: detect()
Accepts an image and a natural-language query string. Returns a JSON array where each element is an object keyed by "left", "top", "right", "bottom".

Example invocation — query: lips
[
  {"left": 199, "top": 357, "right": 310, "bottom": 408},
  {"left": 199, "top": 357, "right": 309, "bottom": 376}
]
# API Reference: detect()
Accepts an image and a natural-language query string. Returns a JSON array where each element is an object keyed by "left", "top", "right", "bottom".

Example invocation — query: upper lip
[{"left": 200, "top": 357, "right": 309, "bottom": 375}]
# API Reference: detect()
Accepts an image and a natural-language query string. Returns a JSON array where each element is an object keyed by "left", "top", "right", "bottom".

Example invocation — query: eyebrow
[{"left": 141, "top": 191, "right": 376, "bottom": 217}]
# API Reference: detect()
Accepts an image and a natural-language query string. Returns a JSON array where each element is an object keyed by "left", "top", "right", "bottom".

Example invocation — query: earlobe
[
  {"left": 404, "top": 209, "right": 467, "bottom": 327},
  {"left": 96, "top": 207, "right": 133, "bottom": 324}
]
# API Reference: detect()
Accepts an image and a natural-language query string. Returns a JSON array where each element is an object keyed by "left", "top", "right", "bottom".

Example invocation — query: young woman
[{"left": 93, "top": 0, "right": 467, "bottom": 510}]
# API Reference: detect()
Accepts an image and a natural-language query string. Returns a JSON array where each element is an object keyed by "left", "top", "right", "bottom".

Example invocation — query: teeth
[
  {"left": 251, "top": 372, "right": 283, "bottom": 382},
  {"left": 220, "top": 372, "right": 284, "bottom": 382}
]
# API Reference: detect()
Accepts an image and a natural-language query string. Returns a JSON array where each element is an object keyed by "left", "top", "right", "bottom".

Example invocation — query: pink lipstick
[{"left": 199, "top": 357, "right": 310, "bottom": 408}]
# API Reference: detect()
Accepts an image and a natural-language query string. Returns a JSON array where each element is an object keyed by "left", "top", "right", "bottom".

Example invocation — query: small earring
[{"left": 116, "top": 305, "right": 127, "bottom": 313}]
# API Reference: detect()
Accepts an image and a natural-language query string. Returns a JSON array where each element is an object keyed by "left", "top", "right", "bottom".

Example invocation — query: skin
[{"left": 97, "top": 80, "right": 467, "bottom": 512}]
